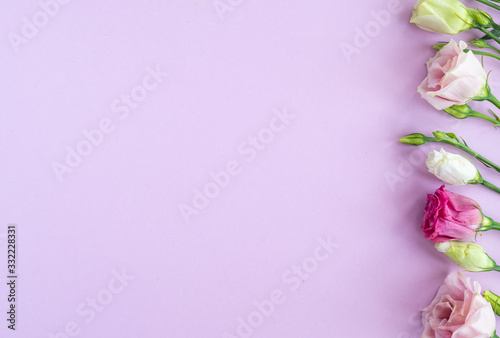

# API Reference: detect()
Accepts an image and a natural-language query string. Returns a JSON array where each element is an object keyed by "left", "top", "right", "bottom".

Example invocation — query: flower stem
[
  {"left": 478, "top": 26, "right": 500, "bottom": 45},
  {"left": 481, "top": 180, "right": 500, "bottom": 194},
  {"left": 486, "top": 42, "right": 500, "bottom": 54},
  {"left": 467, "top": 49, "right": 500, "bottom": 61},
  {"left": 478, "top": 218, "right": 500, "bottom": 232},
  {"left": 476, "top": 0, "right": 500, "bottom": 11},
  {"left": 423, "top": 136, "right": 500, "bottom": 173},
  {"left": 399, "top": 132, "right": 500, "bottom": 174},
  {"left": 488, "top": 94, "right": 500, "bottom": 110},
  {"left": 469, "top": 110, "right": 500, "bottom": 126}
]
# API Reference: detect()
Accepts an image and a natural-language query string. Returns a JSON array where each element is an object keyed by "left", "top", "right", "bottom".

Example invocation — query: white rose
[{"left": 425, "top": 148, "right": 479, "bottom": 185}]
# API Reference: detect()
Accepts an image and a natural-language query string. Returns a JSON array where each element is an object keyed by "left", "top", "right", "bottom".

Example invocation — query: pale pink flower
[
  {"left": 422, "top": 271, "right": 496, "bottom": 337},
  {"left": 418, "top": 40, "right": 487, "bottom": 110}
]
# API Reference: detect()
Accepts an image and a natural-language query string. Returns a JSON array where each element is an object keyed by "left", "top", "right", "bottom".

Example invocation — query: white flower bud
[{"left": 425, "top": 148, "right": 479, "bottom": 185}]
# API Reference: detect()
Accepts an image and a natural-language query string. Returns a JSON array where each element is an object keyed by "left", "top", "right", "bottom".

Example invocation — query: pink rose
[
  {"left": 422, "top": 271, "right": 496, "bottom": 337},
  {"left": 422, "top": 185, "right": 483, "bottom": 243},
  {"left": 418, "top": 40, "right": 487, "bottom": 110}
]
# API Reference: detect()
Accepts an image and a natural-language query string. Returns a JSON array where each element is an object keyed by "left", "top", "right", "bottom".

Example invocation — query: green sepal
[
  {"left": 488, "top": 109, "right": 500, "bottom": 122},
  {"left": 484, "top": 290, "right": 500, "bottom": 317}
]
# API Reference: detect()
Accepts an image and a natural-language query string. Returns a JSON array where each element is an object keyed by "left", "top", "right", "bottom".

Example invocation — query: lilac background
[{"left": 2, "top": 0, "right": 500, "bottom": 337}]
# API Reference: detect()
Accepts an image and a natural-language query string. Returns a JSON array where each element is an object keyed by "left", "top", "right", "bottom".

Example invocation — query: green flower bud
[
  {"left": 444, "top": 105, "right": 473, "bottom": 119},
  {"left": 435, "top": 241, "right": 498, "bottom": 272},
  {"left": 426, "top": 148, "right": 482, "bottom": 185},
  {"left": 467, "top": 9, "right": 493, "bottom": 27},
  {"left": 432, "top": 131, "right": 447, "bottom": 140},
  {"left": 399, "top": 133, "right": 427, "bottom": 146},
  {"left": 469, "top": 39, "right": 488, "bottom": 49},
  {"left": 484, "top": 290, "right": 500, "bottom": 316}
]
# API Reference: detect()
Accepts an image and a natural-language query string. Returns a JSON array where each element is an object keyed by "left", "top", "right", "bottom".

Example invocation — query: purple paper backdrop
[{"left": 2, "top": 0, "right": 500, "bottom": 337}]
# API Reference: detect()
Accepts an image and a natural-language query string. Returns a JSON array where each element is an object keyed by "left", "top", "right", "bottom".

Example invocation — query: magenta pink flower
[{"left": 422, "top": 185, "right": 483, "bottom": 243}]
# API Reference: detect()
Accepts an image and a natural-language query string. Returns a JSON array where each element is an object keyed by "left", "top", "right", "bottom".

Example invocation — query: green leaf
[{"left": 489, "top": 109, "right": 500, "bottom": 122}]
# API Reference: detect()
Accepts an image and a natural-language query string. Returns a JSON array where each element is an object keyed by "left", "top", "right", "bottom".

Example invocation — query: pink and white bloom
[
  {"left": 418, "top": 40, "right": 487, "bottom": 110},
  {"left": 422, "top": 271, "right": 496, "bottom": 337},
  {"left": 422, "top": 185, "right": 483, "bottom": 243},
  {"left": 426, "top": 149, "right": 479, "bottom": 185}
]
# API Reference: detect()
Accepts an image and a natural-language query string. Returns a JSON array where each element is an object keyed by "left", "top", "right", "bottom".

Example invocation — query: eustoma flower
[
  {"left": 418, "top": 40, "right": 490, "bottom": 110},
  {"left": 411, "top": 0, "right": 500, "bottom": 45},
  {"left": 416, "top": 145, "right": 500, "bottom": 194},
  {"left": 435, "top": 241, "right": 500, "bottom": 272},
  {"left": 422, "top": 185, "right": 500, "bottom": 243},
  {"left": 426, "top": 148, "right": 480, "bottom": 185},
  {"left": 411, "top": 0, "right": 492, "bottom": 35},
  {"left": 407, "top": 2, "right": 500, "bottom": 336},
  {"left": 422, "top": 271, "right": 496, "bottom": 337}
]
